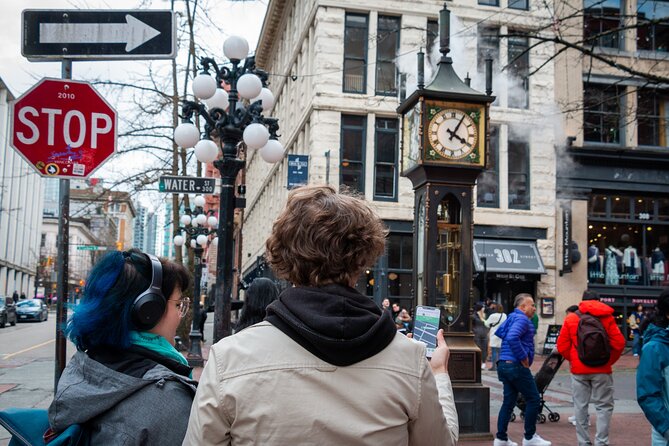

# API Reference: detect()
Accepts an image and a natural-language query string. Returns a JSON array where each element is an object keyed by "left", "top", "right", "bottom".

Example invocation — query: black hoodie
[{"left": 265, "top": 283, "right": 397, "bottom": 366}]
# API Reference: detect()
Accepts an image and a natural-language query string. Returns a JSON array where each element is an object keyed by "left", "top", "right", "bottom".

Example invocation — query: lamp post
[
  {"left": 173, "top": 194, "right": 218, "bottom": 366},
  {"left": 173, "top": 35, "right": 283, "bottom": 343}
]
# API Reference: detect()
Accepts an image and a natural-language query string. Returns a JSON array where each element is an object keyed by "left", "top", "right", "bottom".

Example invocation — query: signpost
[
  {"left": 76, "top": 245, "right": 108, "bottom": 251},
  {"left": 22, "top": 10, "right": 176, "bottom": 61},
  {"left": 159, "top": 175, "right": 216, "bottom": 194}
]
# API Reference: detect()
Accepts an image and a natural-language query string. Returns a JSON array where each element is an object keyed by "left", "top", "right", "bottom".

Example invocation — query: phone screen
[{"left": 412, "top": 306, "right": 441, "bottom": 357}]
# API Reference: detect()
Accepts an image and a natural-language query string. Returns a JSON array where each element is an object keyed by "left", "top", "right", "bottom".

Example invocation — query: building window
[
  {"left": 374, "top": 118, "right": 399, "bottom": 200},
  {"left": 508, "top": 139, "right": 530, "bottom": 209},
  {"left": 426, "top": 19, "right": 439, "bottom": 68},
  {"left": 637, "top": 0, "right": 669, "bottom": 52},
  {"left": 584, "top": 0, "right": 623, "bottom": 49},
  {"left": 587, "top": 194, "right": 669, "bottom": 287},
  {"left": 479, "top": 0, "right": 500, "bottom": 7},
  {"left": 507, "top": 35, "right": 529, "bottom": 109},
  {"left": 509, "top": 0, "right": 529, "bottom": 10},
  {"left": 340, "top": 114, "right": 366, "bottom": 193},
  {"left": 637, "top": 89, "right": 668, "bottom": 147},
  {"left": 477, "top": 26, "right": 500, "bottom": 105},
  {"left": 583, "top": 83, "right": 622, "bottom": 144},
  {"left": 376, "top": 16, "right": 400, "bottom": 96},
  {"left": 477, "top": 126, "right": 500, "bottom": 207},
  {"left": 343, "top": 13, "right": 368, "bottom": 93},
  {"left": 387, "top": 233, "right": 413, "bottom": 302}
]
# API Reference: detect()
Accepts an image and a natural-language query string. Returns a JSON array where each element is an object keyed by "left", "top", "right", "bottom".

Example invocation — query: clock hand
[
  {"left": 446, "top": 128, "right": 467, "bottom": 144},
  {"left": 452, "top": 114, "right": 466, "bottom": 134}
]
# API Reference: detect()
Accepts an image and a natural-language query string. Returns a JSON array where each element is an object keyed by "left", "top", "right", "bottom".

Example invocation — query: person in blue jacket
[
  {"left": 637, "top": 288, "right": 669, "bottom": 446},
  {"left": 493, "top": 293, "right": 551, "bottom": 446}
]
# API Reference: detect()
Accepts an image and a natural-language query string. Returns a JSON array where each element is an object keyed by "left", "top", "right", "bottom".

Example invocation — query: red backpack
[{"left": 575, "top": 310, "right": 611, "bottom": 367}]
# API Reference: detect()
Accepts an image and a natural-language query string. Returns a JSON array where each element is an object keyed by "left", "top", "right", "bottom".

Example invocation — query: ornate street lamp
[
  {"left": 173, "top": 35, "right": 283, "bottom": 343},
  {"left": 173, "top": 194, "right": 218, "bottom": 366}
]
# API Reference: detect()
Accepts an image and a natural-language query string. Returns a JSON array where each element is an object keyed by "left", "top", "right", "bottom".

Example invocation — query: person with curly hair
[{"left": 184, "top": 185, "right": 459, "bottom": 445}]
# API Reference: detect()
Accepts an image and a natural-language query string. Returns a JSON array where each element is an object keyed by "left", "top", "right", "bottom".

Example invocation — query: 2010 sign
[{"left": 10, "top": 78, "right": 117, "bottom": 178}]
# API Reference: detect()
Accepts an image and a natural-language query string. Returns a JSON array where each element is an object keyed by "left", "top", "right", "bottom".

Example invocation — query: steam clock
[{"left": 398, "top": 4, "right": 495, "bottom": 438}]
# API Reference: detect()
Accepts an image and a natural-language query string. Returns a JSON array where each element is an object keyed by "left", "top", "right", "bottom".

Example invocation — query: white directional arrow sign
[
  {"left": 39, "top": 15, "right": 160, "bottom": 52},
  {"left": 22, "top": 10, "right": 176, "bottom": 61}
]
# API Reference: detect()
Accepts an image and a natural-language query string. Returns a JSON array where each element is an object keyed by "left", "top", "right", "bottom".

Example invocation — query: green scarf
[{"left": 129, "top": 331, "right": 191, "bottom": 378}]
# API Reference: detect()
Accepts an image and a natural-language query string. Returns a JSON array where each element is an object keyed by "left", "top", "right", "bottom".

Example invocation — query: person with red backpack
[{"left": 556, "top": 290, "right": 625, "bottom": 446}]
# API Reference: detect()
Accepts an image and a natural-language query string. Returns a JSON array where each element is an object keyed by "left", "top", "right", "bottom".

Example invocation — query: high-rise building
[{"left": 134, "top": 204, "right": 147, "bottom": 251}]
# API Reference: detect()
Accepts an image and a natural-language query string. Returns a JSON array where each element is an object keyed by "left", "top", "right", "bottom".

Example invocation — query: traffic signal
[
  {"left": 116, "top": 241, "right": 123, "bottom": 250},
  {"left": 79, "top": 279, "right": 85, "bottom": 286}
]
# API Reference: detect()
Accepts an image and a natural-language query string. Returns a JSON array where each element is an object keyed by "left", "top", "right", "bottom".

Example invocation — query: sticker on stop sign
[{"left": 10, "top": 78, "right": 117, "bottom": 178}]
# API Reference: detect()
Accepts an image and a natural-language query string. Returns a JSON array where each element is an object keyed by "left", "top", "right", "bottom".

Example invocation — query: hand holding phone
[{"left": 412, "top": 306, "right": 441, "bottom": 358}]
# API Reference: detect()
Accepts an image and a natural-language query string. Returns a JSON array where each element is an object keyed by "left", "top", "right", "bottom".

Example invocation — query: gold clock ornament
[{"left": 427, "top": 109, "right": 478, "bottom": 160}]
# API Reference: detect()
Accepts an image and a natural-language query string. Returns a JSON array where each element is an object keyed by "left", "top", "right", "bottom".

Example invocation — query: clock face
[{"left": 427, "top": 109, "right": 478, "bottom": 159}]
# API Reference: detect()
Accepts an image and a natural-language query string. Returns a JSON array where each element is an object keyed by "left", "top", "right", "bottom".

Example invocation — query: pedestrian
[
  {"left": 391, "top": 301, "right": 401, "bottom": 320},
  {"left": 11, "top": 291, "right": 18, "bottom": 304},
  {"left": 473, "top": 302, "right": 490, "bottom": 369},
  {"left": 381, "top": 297, "right": 391, "bottom": 315},
  {"left": 636, "top": 288, "right": 669, "bottom": 446},
  {"left": 628, "top": 304, "right": 644, "bottom": 356},
  {"left": 47, "top": 249, "right": 197, "bottom": 444},
  {"left": 19, "top": 292, "right": 26, "bottom": 300},
  {"left": 198, "top": 304, "right": 207, "bottom": 343},
  {"left": 556, "top": 289, "right": 625, "bottom": 446},
  {"left": 485, "top": 303, "right": 507, "bottom": 371},
  {"left": 184, "top": 185, "right": 459, "bottom": 445},
  {"left": 395, "top": 308, "right": 413, "bottom": 334},
  {"left": 493, "top": 293, "right": 551, "bottom": 446},
  {"left": 235, "top": 277, "right": 279, "bottom": 332}
]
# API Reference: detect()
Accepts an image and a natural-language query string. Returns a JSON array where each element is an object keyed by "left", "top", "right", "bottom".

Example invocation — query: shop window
[
  {"left": 374, "top": 118, "right": 399, "bottom": 200},
  {"left": 477, "top": 125, "right": 499, "bottom": 207},
  {"left": 634, "top": 197, "right": 655, "bottom": 220},
  {"left": 610, "top": 196, "right": 632, "bottom": 219},
  {"left": 583, "top": 83, "right": 622, "bottom": 144},
  {"left": 387, "top": 233, "right": 413, "bottom": 300},
  {"left": 637, "top": 0, "right": 669, "bottom": 52},
  {"left": 637, "top": 89, "right": 668, "bottom": 147},
  {"left": 584, "top": 0, "right": 623, "bottom": 49},
  {"left": 658, "top": 198, "right": 669, "bottom": 221},
  {"left": 343, "top": 13, "right": 368, "bottom": 94},
  {"left": 354, "top": 269, "right": 375, "bottom": 297},
  {"left": 508, "top": 139, "right": 530, "bottom": 209},
  {"left": 340, "top": 115, "right": 366, "bottom": 193},
  {"left": 477, "top": 26, "right": 501, "bottom": 106},
  {"left": 590, "top": 194, "right": 608, "bottom": 217},
  {"left": 375, "top": 16, "right": 400, "bottom": 96},
  {"left": 507, "top": 35, "right": 530, "bottom": 109}
]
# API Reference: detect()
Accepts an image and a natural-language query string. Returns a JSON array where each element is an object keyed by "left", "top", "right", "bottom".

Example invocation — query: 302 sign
[{"left": 493, "top": 248, "right": 522, "bottom": 264}]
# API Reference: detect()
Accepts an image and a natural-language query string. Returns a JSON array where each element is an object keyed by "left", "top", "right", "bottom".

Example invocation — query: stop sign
[{"left": 10, "top": 78, "right": 117, "bottom": 178}]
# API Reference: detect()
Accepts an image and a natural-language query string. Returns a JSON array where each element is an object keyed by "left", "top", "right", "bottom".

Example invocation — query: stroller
[{"left": 511, "top": 350, "right": 565, "bottom": 424}]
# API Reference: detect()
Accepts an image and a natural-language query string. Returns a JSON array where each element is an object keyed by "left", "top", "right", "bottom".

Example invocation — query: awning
[{"left": 473, "top": 239, "right": 546, "bottom": 274}]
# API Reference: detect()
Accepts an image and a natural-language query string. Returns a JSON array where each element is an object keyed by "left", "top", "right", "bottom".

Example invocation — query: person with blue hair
[{"left": 47, "top": 249, "right": 197, "bottom": 445}]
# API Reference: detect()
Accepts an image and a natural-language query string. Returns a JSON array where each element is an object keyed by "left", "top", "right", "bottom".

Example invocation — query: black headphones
[{"left": 131, "top": 253, "right": 166, "bottom": 330}]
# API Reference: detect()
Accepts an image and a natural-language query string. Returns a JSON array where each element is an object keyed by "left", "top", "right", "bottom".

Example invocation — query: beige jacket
[{"left": 183, "top": 322, "right": 458, "bottom": 446}]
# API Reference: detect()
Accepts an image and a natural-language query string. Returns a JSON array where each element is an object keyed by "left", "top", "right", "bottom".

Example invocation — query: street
[{"left": 0, "top": 312, "right": 653, "bottom": 445}]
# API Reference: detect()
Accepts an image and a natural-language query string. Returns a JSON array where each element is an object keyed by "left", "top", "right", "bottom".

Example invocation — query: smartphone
[{"left": 412, "top": 306, "right": 441, "bottom": 358}]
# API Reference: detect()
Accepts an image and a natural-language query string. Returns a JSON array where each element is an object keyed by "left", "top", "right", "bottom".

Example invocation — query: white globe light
[
  {"left": 196, "top": 234, "right": 208, "bottom": 246},
  {"left": 252, "top": 88, "right": 275, "bottom": 111},
  {"left": 174, "top": 123, "right": 200, "bottom": 148},
  {"left": 190, "top": 239, "right": 197, "bottom": 248},
  {"left": 207, "top": 216, "right": 218, "bottom": 227},
  {"left": 173, "top": 235, "right": 185, "bottom": 246},
  {"left": 194, "top": 195, "right": 206, "bottom": 207},
  {"left": 237, "top": 74, "right": 263, "bottom": 100},
  {"left": 180, "top": 215, "right": 192, "bottom": 226},
  {"left": 243, "top": 123, "right": 270, "bottom": 150},
  {"left": 196, "top": 214, "right": 207, "bottom": 225},
  {"left": 194, "top": 139, "right": 219, "bottom": 163},
  {"left": 259, "top": 139, "right": 285, "bottom": 163},
  {"left": 223, "top": 36, "right": 249, "bottom": 61},
  {"left": 212, "top": 237, "right": 219, "bottom": 246},
  {"left": 192, "top": 73, "right": 218, "bottom": 100},
  {"left": 191, "top": 218, "right": 199, "bottom": 228},
  {"left": 205, "top": 89, "right": 229, "bottom": 110}
]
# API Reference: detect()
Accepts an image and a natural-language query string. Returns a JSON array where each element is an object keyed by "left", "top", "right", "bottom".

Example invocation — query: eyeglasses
[{"left": 168, "top": 298, "right": 190, "bottom": 318}]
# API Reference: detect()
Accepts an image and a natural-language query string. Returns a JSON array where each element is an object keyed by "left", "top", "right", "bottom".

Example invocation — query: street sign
[
  {"left": 10, "top": 78, "right": 117, "bottom": 179},
  {"left": 76, "top": 245, "right": 108, "bottom": 251},
  {"left": 159, "top": 175, "right": 216, "bottom": 194},
  {"left": 22, "top": 10, "right": 176, "bottom": 61},
  {"left": 287, "top": 154, "right": 309, "bottom": 189}
]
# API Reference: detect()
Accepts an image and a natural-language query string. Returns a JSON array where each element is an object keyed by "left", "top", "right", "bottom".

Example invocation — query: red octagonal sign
[{"left": 10, "top": 78, "right": 117, "bottom": 178}]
